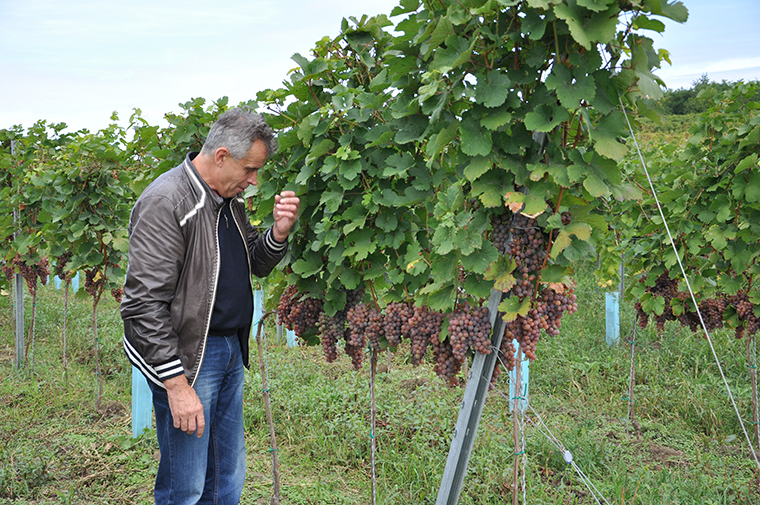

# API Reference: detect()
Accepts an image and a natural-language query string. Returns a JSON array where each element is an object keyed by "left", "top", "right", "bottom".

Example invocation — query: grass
[{"left": 1, "top": 263, "right": 759, "bottom": 504}]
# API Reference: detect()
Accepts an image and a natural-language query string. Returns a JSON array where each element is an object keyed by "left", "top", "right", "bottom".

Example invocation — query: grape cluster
[
  {"left": 15, "top": 257, "right": 49, "bottom": 296},
  {"left": 728, "top": 293, "right": 760, "bottom": 338},
  {"left": 430, "top": 336, "right": 461, "bottom": 386},
  {"left": 289, "top": 297, "right": 323, "bottom": 337},
  {"left": 277, "top": 285, "right": 299, "bottom": 328},
  {"left": 490, "top": 212, "right": 511, "bottom": 254},
  {"left": 407, "top": 305, "right": 444, "bottom": 365},
  {"left": 84, "top": 268, "right": 104, "bottom": 298},
  {"left": 347, "top": 303, "right": 371, "bottom": 348},
  {"left": 504, "top": 287, "right": 577, "bottom": 361},
  {"left": 317, "top": 312, "right": 342, "bottom": 362},
  {"left": 347, "top": 303, "right": 384, "bottom": 351},
  {"left": 561, "top": 211, "right": 572, "bottom": 226},
  {"left": 633, "top": 273, "right": 679, "bottom": 332},
  {"left": 56, "top": 251, "right": 73, "bottom": 280},
  {"left": 490, "top": 338, "right": 517, "bottom": 387},
  {"left": 1, "top": 266, "right": 12, "bottom": 283},
  {"left": 276, "top": 284, "right": 324, "bottom": 338},
  {"left": 111, "top": 287, "right": 124, "bottom": 304},
  {"left": 634, "top": 271, "right": 760, "bottom": 339},
  {"left": 343, "top": 328, "right": 365, "bottom": 370},
  {"left": 508, "top": 214, "right": 545, "bottom": 278},
  {"left": 383, "top": 302, "right": 413, "bottom": 348},
  {"left": 448, "top": 304, "right": 492, "bottom": 362}
]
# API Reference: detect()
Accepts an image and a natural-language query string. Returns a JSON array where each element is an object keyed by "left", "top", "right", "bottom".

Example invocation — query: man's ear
[{"left": 214, "top": 147, "right": 230, "bottom": 168}]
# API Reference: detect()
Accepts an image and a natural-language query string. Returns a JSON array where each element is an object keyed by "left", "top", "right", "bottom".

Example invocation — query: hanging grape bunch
[
  {"left": 491, "top": 211, "right": 578, "bottom": 366},
  {"left": 383, "top": 302, "right": 413, "bottom": 348},
  {"left": 634, "top": 270, "right": 760, "bottom": 339},
  {"left": 276, "top": 284, "right": 299, "bottom": 329},
  {"left": 407, "top": 305, "right": 445, "bottom": 366},
  {"left": 448, "top": 304, "right": 492, "bottom": 363},
  {"left": 84, "top": 268, "right": 104, "bottom": 298},
  {"left": 56, "top": 251, "right": 73, "bottom": 280},
  {"left": 317, "top": 312, "right": 342, "bottom": 363},
  {"left": 430, "top": 333, "right": 461, "bottom": 386},
  {"left": 490, "top": 212, "right": 511, "bottom": 255}
]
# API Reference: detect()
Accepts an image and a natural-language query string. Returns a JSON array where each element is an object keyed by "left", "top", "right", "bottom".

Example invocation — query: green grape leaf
[
  {"left": 524, "top": 104, "right": 570, "bottom": 132},
  {"left": 550, "top": 230, "right": 572, "bottom": 258},
  {"left": 460, "top": 242, "right": 500, "bottom": 274},
  {"left": 292, "top": 254, "right": 324, "bottom": 277},
  {"left": 644, "top": 0, "right": 689, "bottom": 23},
  {"left": 432, "top": 35, "right": 476, "bottom": 73},
  {"left": 460, "top": 117, "right": 493, "bottom": 156},
  {"left": 463, "top": 156, "right": 492, "bottom": 182},
  {"left": 554, "top": 3, "right": 619, "bottom": 50},
  {"left": 583, "top": 174, "right": 610, "bottom": 197},
  {"left": 475, "top": 71, "right": 512, "bottom": 108},
  {"left": 546, "top": 64, "right": 596, "bottom": 109},
  {"left": 499, "top": 296, "right": 531, "bottom": 322},
  {"left": 521, "top": 9, "right": 547, "bottom": 40},
  {"left": 577, "top": 0, "right": 615, "bottom": 12},
  {"left": 590, "top": 112, "right": 629, "bottom": 161},
  {"left": 480, "top": 107, "right": 513, "bottom": 131}
]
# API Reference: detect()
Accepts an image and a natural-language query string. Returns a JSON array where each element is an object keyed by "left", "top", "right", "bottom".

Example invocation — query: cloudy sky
[{"left": 1, "top": 0, "right": 758, "bottom": 133}]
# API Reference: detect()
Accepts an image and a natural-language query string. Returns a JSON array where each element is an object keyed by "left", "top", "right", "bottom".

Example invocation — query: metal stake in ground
[
  {"left": 512, "top": 347, "right": 523, "bottom": 505},
  {"left": 370, "top": 347, "right": 378, "bottom": 505},
  {"left": 436, "top": 288, "right": 508, "bottom": 504},
  {"left": 254, "top": 313, "right": 281, "bottom": 505},
  {"left": 748, "top": 335, "right": 759, "bottom": 453}
]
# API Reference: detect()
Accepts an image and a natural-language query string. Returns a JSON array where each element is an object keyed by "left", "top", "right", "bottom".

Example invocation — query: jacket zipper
[{"left": 191, "top": 204, "right": 223, "bottom": 387}]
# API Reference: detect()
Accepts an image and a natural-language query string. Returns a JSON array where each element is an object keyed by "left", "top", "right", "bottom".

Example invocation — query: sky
[{"left": 1, "top": 0, "right": 758, "bottom": 134}]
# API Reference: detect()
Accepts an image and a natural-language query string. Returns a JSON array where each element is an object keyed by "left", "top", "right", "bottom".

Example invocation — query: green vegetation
[
  {"left": 1, "top": 260, "right": 758, "bottom": 504},
  {"left": 660, "top": 74, "right": 760, "bottom": 116}
]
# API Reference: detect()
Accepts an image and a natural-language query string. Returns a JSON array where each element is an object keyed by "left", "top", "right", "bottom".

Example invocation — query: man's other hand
[{"left": 163, "top": 375, "right": 205, "bottom": 437}]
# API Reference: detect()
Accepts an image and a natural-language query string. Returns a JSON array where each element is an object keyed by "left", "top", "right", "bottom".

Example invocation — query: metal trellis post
[
  {"left": 436, "top": 288, "right": 507, "bottom": 505},
  {"left": 11, "top": 140, "right": 24, "bottom": 369}
]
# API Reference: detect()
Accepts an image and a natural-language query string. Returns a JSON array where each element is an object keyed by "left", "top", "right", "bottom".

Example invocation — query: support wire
[{"left": 489, "top": 357, "right": 612, "bottom": 505}]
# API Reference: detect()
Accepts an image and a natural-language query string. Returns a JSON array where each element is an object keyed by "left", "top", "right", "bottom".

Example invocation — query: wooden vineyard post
[{"left": 436, "top": 288, "right": 507, "bottom": 505}]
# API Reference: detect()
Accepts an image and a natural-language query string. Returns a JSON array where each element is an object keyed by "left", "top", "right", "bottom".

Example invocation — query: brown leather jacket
[{"left": 121, "top": 153, "right": 286, "bottom": 388}]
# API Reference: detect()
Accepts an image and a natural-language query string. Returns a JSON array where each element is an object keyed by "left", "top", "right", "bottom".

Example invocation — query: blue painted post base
[
  {"left": 606, "top": 292, "right": 620, "bottom": 346},
  {"left": 131, "top": 366, "right": 153, "bottom": 438},
  {"left": 509, "top": 339, "right": 530, "bottom": 413}
]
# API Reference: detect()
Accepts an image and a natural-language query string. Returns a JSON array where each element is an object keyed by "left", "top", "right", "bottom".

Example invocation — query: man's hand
[
  {"left": 163, "top": 375, "right": 205, "bottom": 437},
  {"left": 272, "top": 191, "right": 300, "bottom": 242}
]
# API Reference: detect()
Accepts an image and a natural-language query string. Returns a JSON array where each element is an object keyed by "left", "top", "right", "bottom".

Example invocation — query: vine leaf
[
  {"left": 553, "top": 3, "right": 619, "bottom": 50},
  {"left": 498, "top": 296, "right": 531, "bottom": 322},
  {"left": 524, "top": 104, "right": 569, "bottom": 132},
  {"left": 460, "top": 117, "right": 493, "bottom": 156},
  {"left": 546, "top": 64, "right": 596, "bottom": 110},
  {"left": 463, "top": 156, "right": 491, "bottom": 182},
  {"left": 475, "top": 71, "right": 512, "bottom": 108}
]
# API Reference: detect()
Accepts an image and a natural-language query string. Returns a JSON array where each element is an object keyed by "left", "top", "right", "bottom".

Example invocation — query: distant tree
[{"left": 661, "top": 74, "right": 760, "bottom": 115}]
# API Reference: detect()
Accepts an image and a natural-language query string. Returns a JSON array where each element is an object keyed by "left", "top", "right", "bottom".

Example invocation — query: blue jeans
[{"left": 149, "top": 335, "right": 246, "bottom": 505}]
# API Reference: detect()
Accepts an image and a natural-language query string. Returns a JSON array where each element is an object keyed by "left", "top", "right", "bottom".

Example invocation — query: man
[{"left": 121, "top": 107, "right": 299, "bottom": 505}]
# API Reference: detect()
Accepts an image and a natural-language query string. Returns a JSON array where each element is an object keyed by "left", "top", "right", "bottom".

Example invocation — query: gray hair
[{"left": 200, "top": 107, "right": 278, "bottom": 159}]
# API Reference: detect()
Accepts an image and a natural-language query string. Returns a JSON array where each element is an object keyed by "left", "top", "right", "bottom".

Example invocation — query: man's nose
[{"left": 248, "top": 170, "right": 258, "bottom": 186}]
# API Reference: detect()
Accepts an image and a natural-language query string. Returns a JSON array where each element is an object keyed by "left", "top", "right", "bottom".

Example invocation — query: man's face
[{"left": 216, "top": 139, "right": 267, "bottom": 198}]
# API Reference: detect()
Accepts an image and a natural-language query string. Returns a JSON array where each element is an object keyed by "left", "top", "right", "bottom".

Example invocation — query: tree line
[{"left": 661, "top": 74, "right": 760, "bottom": 115}]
